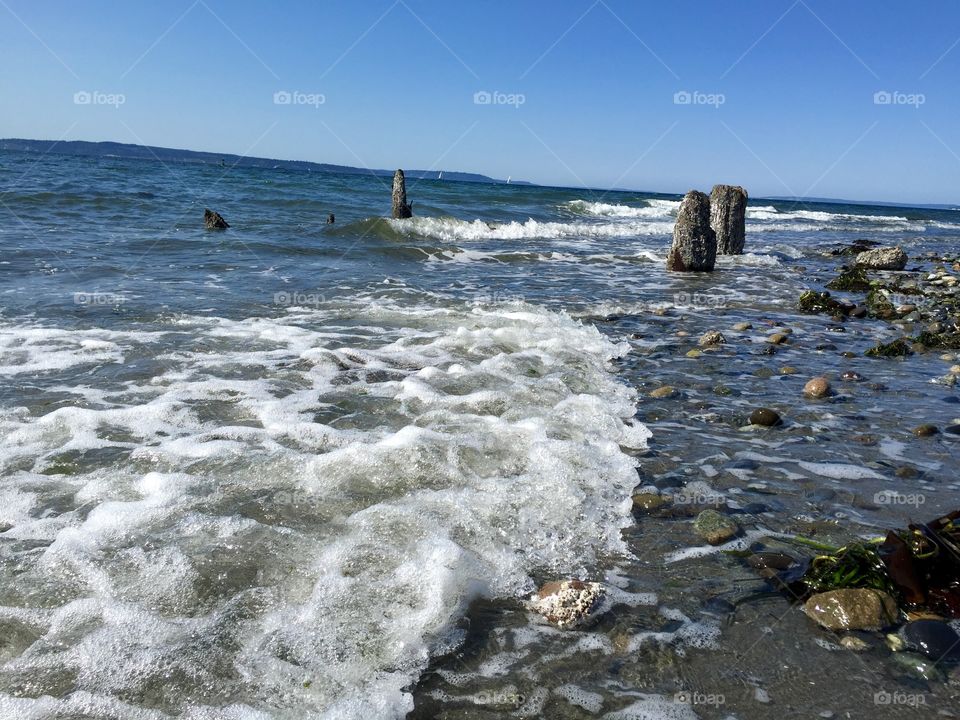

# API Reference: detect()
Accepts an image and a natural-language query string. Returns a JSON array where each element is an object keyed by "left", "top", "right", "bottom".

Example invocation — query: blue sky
[{"left": 1, "top": 0, "right": 958, "bottom": 204}]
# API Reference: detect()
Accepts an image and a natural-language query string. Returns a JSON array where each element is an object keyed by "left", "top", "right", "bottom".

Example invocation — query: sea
[{"left": 1, "top": 150, "right": 959, "bottom": 719}]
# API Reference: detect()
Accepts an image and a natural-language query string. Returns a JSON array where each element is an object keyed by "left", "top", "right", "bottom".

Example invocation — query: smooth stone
[
  {"left": 780, "top": 366, "right": 799, "bottom": 375},
  {"left": 913, "top": 424, "right": 939, "bottom": 437},
  {"left": 841, "top": 351, "right": 857, "bottom": 359},
  {"left": 753, "top": 367, "right": 774, "bottom": 379},
  {"left": 899, "top": 620, "right": 960, "bottom": 662},
  {"left": 713, "top": 384, "right": 733, "bottom": 396},
  {"left": 732, "top": 322, "right": 753, "bottom": 331},
  {"left": 632, "top": 493, "right": 670, "bottom": 513},
  {"left": 749, "top": 408, "right": 783, "bottom": 427},
  {"left": 803, "top": 377, "right": 831, "bottom": 399},
  {"left": 686, "top": 349, "right": 703, "bottom": 358},
  {"left": 803, "top": 589, "right": 897, "bottom": 631},
  {"left": 649, "top": 386, "right": 677, "bottom": 399},
  {"left": 841, "top": 370, "right": 864, "bottom": 382},
  {"left": 693, "top": 509, "right": 739, "bottom": 545},
  {"left": 944, "top": 424, "right": 960, "bottom": 435},
  {"left": 767, "top": 333, "right": 789, "bottom": 345}
]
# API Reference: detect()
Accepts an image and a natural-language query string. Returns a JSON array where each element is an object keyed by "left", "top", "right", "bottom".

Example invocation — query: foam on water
[
  {"left": 565, "top": 199, "right": 679, "bottom": 219},
  {"left": 389, "top": 216, "right": 674, "bottom": 242},
  {"left": 0, "top": 298, "right": 649, "bottom": 718}
]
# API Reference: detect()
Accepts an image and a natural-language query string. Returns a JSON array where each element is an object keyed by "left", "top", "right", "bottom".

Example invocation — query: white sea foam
[
  {"left": 565, "top": 199, "right": 680, "bottom": 219},
  {"left": 0, "top": 299, "right": 648, "bottom": 719},
  {"left": 390, "top": 215, "right": 675, "bottom": 242}
]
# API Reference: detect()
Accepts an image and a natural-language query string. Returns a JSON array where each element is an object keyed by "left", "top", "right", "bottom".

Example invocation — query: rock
[
  {"left": 866, "top": 289, "right": 897, "bottom": 319},
  {"left": 780, "top": 366, "right": 798, "bottom": 375},
  {"left": 767, "top": 333, "right": 789, "bottom": 345},
  {"left": 326, "top": 213, "right": 335, "bottom": 224},
  {"left": 899, "top": 620, "right": 960, "bottom": 662},
  {"left": 632, "top": 492, "right": 670, "bottom": 513},
  {"left": 685, "top": 349, "right": 703, "bottom": 358},
  {"left": 391, "top": 169, "right": 413, "bottom": 219},
  {"left": 826, "top": 266, "right": 871, "bottom": 292},
  {"left": 839, "top": 636, "right": 869, "bottom": 652},
  {"left": 693, "top": 509, "right": 739, "bottom": 545},
  {"left": 913, "top": 424, "right": 939, "bottom": 437},
  {"left": 667, "top": 190, "right": 716, "bottom": 271},
  {"left": 713, "top": 384, "right": 733, "bottom": 396},
  {"left": 709, "top": 184, "right": 748, "bottom": 255},
  {"left": 855, "top": 246, "right": 907, "bottom": 271},
  {"left": 849, "top": 305, "right": 868, "bottom": 319},
  {"left": 732, "top": 322, "right": 753, "bottom": 331},
  {"left": 529, "top": 579, "right": 605, "bottom": 629},
  {"left": 803, "top": 377, "right": 831, "bottom": 398},
  {"left": 203, "top": 208, "right": 229, "bottom": 230},
  {"left": 802, "top": 589, "right": 897, "bottom": 631},
  {"left": 841, "top": 370, "right": 864, "bottom": 382},
  {"left": 649, "top": 386, "right": 677, "bottom": 399},
  {"left": 945, "top": 424, "right": 960, "bottom": 436},
  {"left": 865, "top": 338, "right": 914, "bottom": 357},
  {"left": 749, "top": 407, "right": 782, "bottom": 427},
  {"left": 698, "top": 330, "right": 726, "bottom": 347},
  {"left": 799, "top": 290, "right": 846, "bottom": 315}
]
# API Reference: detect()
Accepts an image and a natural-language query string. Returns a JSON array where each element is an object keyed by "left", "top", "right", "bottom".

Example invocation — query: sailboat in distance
[{"left": 438, "top": 170, "right": 443, "bottom": 181}]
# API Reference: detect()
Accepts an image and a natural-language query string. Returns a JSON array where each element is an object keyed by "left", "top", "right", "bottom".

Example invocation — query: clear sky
[{"left": 1, "top": 1, "right": 958, "bottom": 204}]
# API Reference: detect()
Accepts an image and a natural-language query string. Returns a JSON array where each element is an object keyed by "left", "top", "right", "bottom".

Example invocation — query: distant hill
[
  {"left": 763, "top": 195, "right": 959, "bottom": 211},
  {"left": 0, "top": 139, "right": 531, "bottom": 185}
]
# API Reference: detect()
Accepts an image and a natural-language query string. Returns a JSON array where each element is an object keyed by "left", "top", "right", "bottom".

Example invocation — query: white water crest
[{"left": 0, "top": 298, "right": 648, "bottom": 719}]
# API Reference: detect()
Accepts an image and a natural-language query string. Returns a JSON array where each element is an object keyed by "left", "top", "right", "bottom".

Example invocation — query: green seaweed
[
  {"left": 865, "top": 289, "right": 896, "bottom": 319},
  {"left": 798, "top": 290, "right": 846, "bottom": 315},
  {"left": 913, "top": 330, "right": 960, "bottom": 350},
  {"left": 865, "top": 337, "right": 913, "bottom": 357},
  {"left": 802, "top": 542, "right": 898, "bottom": 597},
  {"left": 826, "top": 266, "right": 871, "bottom": 293}
]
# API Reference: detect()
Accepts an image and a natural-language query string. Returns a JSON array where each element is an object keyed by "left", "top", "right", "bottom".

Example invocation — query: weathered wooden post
[
  {"left": 666, "top": 190, "right": 716, "bottom": 271},
  {"left": 710, "top": 184, "right": 748, "bottom": 255},
  {"left": 391, "top": 169, "right": 412, "bottom": 219}
]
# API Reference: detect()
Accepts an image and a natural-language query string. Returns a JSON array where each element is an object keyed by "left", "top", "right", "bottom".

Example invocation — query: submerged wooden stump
[
  {"left": 391, "top": 169, "right": 412, "bottom": 219},
  {"left": 667, "top": 190, "right": 716, "bottom": 271},
  {"left": 710, "top": 184, "right": 748, "bottom": 255}
]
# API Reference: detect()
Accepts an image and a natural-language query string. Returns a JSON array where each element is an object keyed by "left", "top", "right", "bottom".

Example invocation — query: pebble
[
  {"left": 698, "top": 330, "right": 726, "bottom": 347},
  {"left": 840, "top": 351, "right": 857, "bottom": 359},
  {"left": 803, "top": 377, "right": 831, "bottom": 399},
  {"left": 649, "top": 386, "right": 676, "bottom": 399},
  {"left": 780, "top": 366, "right": 798, "bottom": 375},
  {"left": 693, "top": 509, "right": 739, "bottom": 545},
  {"left": 632, "top": 493, "right": 670, "bottom": 513},
  {"left": 749, "top": 407, "right": 783, "bottom": 427},
  {"left": 685, "top": 349, "right": 703, "bottom": 358},
  {"left": 944, "top": 424, "right": 960, "bottom": 435},
  {"left": 529, "top": 580, "right": 606, "bottom": 629},
  {"left": 676, "top": 331, "right": 690, "bottom": 337},
  {"left": 732, "top": 322, "right": 753, "bottom": 331},
  {"left": 839, "top": 636, "right": 868, "bottom": 651},
  {"left": 913, "top": 424, "right": 939, "bottom": 437},
  {"left": 767, "top": 333, "right": 789, "bottom": 345},
  {"left": 841, "top": 370, "right": 864, "bottom": 382},
  {"left": 951, "top": 365, "right": 960, "bottom": 375}
]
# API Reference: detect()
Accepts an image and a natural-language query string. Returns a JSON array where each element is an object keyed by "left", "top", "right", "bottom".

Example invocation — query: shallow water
[{"left": 1, "top": 150, "right": 959, "bottom": 718}]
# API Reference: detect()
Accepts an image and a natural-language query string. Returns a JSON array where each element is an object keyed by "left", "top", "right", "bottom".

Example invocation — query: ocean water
[{"left": 1, "top": 151, "right": 960, "bottom": 719}]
